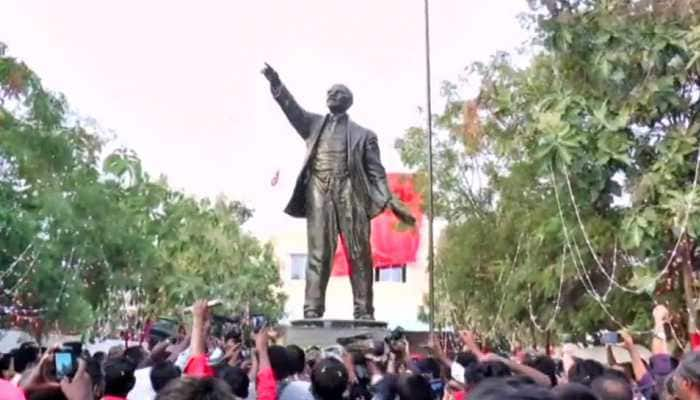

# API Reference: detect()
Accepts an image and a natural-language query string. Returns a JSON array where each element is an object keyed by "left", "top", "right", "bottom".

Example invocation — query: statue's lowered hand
[
  {"left": 261, "top": 62, "right": 281, "bottom": 87},
  {"left": 389, "top": 199, "right": 416, "bottom": 227}
]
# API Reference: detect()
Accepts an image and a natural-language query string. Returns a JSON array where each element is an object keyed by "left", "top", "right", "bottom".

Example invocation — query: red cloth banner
[{"left": 332, "top": 173, "right": 423, "bottom": 276}]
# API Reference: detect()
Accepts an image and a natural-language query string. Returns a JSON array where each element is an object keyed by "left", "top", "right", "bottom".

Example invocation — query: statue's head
[{"left": 326, "top": 84, "right": 353, "bottom": 114}]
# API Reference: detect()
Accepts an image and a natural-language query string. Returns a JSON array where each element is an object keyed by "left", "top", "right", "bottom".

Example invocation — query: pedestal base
[{"left": 286, "top": 319, "right": 388, "bottom": 347}]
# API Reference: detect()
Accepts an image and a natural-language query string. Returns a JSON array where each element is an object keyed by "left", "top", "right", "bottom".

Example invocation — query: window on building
[
  {"left": 290, "top": 254, "right": 307, "bottom": 280},
  {"left": 375, "top": 264, "right": 407, "bottom": 283}
]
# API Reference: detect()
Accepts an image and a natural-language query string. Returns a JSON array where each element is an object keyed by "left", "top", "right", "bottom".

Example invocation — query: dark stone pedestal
[{"left": 285, "top": 319, "right": 388, "bottom": 347}]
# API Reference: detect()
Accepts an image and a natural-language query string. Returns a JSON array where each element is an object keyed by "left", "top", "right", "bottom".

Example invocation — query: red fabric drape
[{"left": 332, "top": 173, "right": 423, "bottom": 276}]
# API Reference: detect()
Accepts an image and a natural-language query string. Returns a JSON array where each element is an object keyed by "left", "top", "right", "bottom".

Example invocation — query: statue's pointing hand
[{"left": 261, "top": 63, "right": 281, "bottom": 87}]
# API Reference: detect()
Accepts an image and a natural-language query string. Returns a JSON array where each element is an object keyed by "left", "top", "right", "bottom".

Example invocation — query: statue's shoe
[
  {"left": 354, "top": 314, "right": 375, "bottom": 321},
  {"left": 304, "top": 311, "right": 322, "bottom": 319}
]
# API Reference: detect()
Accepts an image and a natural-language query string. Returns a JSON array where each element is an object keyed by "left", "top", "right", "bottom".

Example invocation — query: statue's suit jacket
[{"left": 272, "top": 84, "right": 392, "bottom": 219}]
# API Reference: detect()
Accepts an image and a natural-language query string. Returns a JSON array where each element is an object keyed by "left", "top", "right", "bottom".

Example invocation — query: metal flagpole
[{"left": 423, "top": 0, "right": 436, "bottom": 335}]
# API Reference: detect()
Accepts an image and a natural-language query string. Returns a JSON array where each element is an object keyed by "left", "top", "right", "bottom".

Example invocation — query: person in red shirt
[
  {"left": 156, "top": 299, "right": 276, "bottom": 400},
  {"left": 0, "top": 378, "right": 26, "bottom": 400},
  {"left": 183, "top": 300, "right": 216, "bottom": 379}
]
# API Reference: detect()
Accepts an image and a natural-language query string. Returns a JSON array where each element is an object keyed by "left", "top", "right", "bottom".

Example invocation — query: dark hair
[
  {"left": 525, "top": 355, "right": 558, "bottom": 386},
  {"left": 455, "top": 351, "right": 479, "bottom": 368},
  {"left": 14, "top": 345, "right": 39, "bottom": 373},
  {"left": 0, "top": 352, "right": 12, "bottom": 371},
  {"left": 503, "top": 375, "right": 537, "bottom": 386},
  {"left": 553, "top": 383, "right": 598, "bottom": 400},
  {"left": 104, "top": 357, "right": 136, "bottom": 397},
  {"left": 93, "top": 351, "right": 106, "bottom": 365},
  {"left": 470, "top": 378, "right": 555, "bottom": 400},
  {"left": 155, "top": 377, "right": 236, "bottom": 400},
  {"left": 124, "top": 346, "right": 147, "bottom": 367},
  {"left": 311, "top": 358, "right": 349, "bottom": 400},
  {"left": 591, "top": 372, "right": 633, "bottom": 400},
  {"left": 397, "top": 373, "right": 433, "bottom": 400},
  {"left": 85, "top": 356, "right": 105, "bottom": 397},
  {"left": 465, "top": 360, "right": 512, "bottom": 387},
  {"left": 151, "top": 361, "right": 182, "bottom": 393},
  {"left": 224, "top": 327, "right": 242, "bottom": 344},
  {"left": 568, "top": 359, "right": 605, "bottom": 387},
  {"left": 217, "top": 365, "right": 249, "bottom": 398},
  {"left": 268, "top": 345, "right": 291, "bottom": 381},
  {"left": 415, "top": 357, "right": 441, "bottom": 379},
  {"left": 286, "top": 344, "right": 306, "bottom": 375},
  {"left": 27, "top": 389, "right": 68, "bottom": 400}
]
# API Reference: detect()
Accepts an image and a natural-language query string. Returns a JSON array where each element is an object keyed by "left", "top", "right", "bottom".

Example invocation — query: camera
[
  {"left": 150, "top": 317, "right": 179, "bottom": 341},
  {"left": 384, "top": 327, "right": 405, "bottom": 345},
  {"left": 55, "top": 342, "right": 82, "bottom": 380},
  {"left": 251, "top": 315, "right": 267, "bottom": 333}
]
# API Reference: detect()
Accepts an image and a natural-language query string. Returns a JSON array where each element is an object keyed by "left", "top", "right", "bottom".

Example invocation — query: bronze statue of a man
[{"left": 262, "top": 63, "right": 415, "bottom": 320}]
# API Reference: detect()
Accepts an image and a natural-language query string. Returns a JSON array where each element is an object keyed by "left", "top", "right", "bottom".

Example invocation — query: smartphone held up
[{"left": 54, "top": 342, "right": 81, "bottom": 380}]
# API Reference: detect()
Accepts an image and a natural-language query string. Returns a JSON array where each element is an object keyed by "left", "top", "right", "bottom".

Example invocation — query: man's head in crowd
[
  {"left": 123, "top": 346, "right": 147, "bottom": 368},
  {"left": 286, "top": 344, "right": 306, "bottom": 377},
  {"left": 470, "top": 378, "right": 555, "bottom": 400},
  {"left": 455, "top": 351, "right": 478, "bottom": 369},
  {"left": 26, "top": 389, "right": 68, "bottom": 400},
  {"left": 108, "top": 345, "right": 125, "bottom": 360},
  {"left": 104, "top": 357, "right": 136, "bottom": 398},
  {"left": 151, "top": 361, "right": 182, "bottom": 393},
  {"left": 591, "top": 371, "right": 633, "bottom": 400},
  {"left": 415, "top": 357, "right": 444, "bottom": 399},
  {"left": 525, "top": 355, "right": 558, "bottom": 386},
  {"left": 85, "top": 356, "right": 105, "bottom": 399},
  {"left": 92, "top": 351, "right": 106, "bottom": 366},
  {"left": 568, "top": 359, "right": 605, "bottom": 387},
  {"left": 1, "top": 352, "right": 14, "bottom": 379},
  {"left": 673, "top": 351, "right": 700, "bottom": 400},
  {"left": 217, "top": 365, "right": 249, "bottom": 399},
  {"left": 305, "top": 346, "right": 322, "bottom": 371},
  {"left": 397, "top": 373, "right": 433, "bottom": 400},
  {"left": 14, "top": 343, "right": 40, "bottom": 373},
  {"left": 155, "top": 377, "right": 236, "bottom": 400},
  {"left": 553, "top": 383, "right": 598, "bottom": 400},
  {"left": 465, "top": 360, "right": 512, "bottom": 388},
  {"left": 311, "top": 357, "right": 349, "bottom": 400},
  {"left": 268, "top": 345, "right": 292, "bottom": 381},
  {"left": 415, "top": 357, "right": 441, "bottom": 380}
]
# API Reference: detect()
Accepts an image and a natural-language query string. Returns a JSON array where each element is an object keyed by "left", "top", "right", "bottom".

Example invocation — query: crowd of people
[{"left": 0, "top": 302, "right": 697, "bottom": 400}]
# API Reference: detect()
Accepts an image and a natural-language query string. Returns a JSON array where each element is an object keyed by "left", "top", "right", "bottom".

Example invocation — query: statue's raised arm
[{"left": 261, "top": 63, "right": 315, "bottom": 140}]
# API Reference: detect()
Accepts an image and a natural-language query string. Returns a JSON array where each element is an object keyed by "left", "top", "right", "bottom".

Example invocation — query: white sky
[{"left": 0, "top": 0, "right": 529, "bottom": 239}]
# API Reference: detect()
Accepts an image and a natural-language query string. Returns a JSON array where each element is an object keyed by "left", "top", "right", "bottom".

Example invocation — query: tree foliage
[
  {"left": 0, "top": 47, "right": 285, "bottom": 337},
  {"left": 399, "top": 0, "right": 700, "bottom": 341}
]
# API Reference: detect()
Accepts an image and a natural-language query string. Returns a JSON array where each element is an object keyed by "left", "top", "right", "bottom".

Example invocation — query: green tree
[
  {"left": 400, "top": 0, "right": 700, "bottom": 342},
  {"left": 0, "top": 48, "right": 285, "bottom": 338}
]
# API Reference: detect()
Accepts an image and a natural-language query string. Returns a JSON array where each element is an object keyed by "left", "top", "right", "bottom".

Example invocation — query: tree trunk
[{"left": 681, "top": 236, "right": 698, "bottom": 335}]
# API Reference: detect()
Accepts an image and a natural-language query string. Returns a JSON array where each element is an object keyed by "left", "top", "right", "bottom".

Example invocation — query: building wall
[{"left": 270, "top": 219, "right": 433, "bottom": 331}]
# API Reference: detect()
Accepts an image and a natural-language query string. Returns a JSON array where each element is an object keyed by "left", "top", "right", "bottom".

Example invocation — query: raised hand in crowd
[
  {"left": 190, "top": 299, "right": 210, "bottom": 357},
  {"left": 428, "top": 334, "right": 453, "bottom": 368},
  {"left": 20, "top": 345, "right": 61, "bottom": 394},
  {"left": 59, "top": 358, "right": 93, "bottom": 400},
  {"left": 618, "top": 329, "right": 648, "bottom": 382},
  {"left": 224, "top": 341, "right": 242, "bottom": 367},
  {"left": 459, "top": 330, "right": 483, "bottom": 358},
  {"left": 652, "top": 304, "right": 670, "bottom": 355}
]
